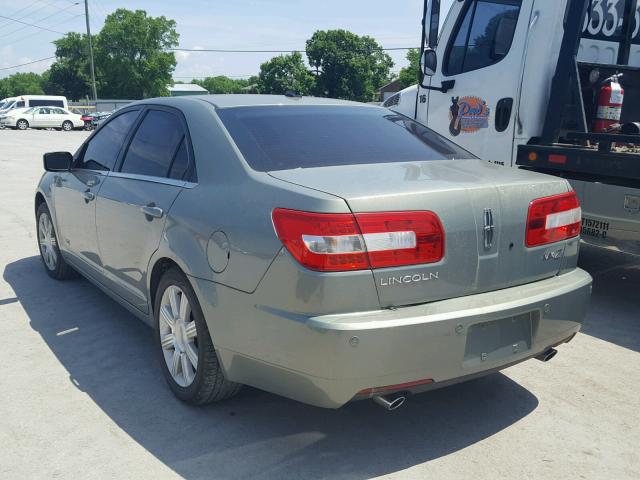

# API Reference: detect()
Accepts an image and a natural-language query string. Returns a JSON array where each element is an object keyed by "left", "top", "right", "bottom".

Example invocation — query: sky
[{"left": 0, "top": 0, "right": 454, "bottom": 80}]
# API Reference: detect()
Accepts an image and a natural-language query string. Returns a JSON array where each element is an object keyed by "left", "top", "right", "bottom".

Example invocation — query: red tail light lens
[
  {"left": 526, "top": 191, "right": 581, "bottom": 247},
  {"left": 272, "top": 209, "right": 444, "bottom": 272}
]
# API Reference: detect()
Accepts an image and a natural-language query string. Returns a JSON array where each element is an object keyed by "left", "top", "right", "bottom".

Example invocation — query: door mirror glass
[
  {"left": 491, "top": 16, "right": 518, "bottom": 60},
  {"left": 421, "top": 48, "right": 438, "bottom": 77},
  {"left": 43, "top": 151, "right": 73, "bottom": 172}
]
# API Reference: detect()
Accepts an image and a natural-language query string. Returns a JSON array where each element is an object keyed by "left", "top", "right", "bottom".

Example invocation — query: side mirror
[
  {"left": 43, "top": 151, "right": 73, "bottom": 172},
  {"left": 421, "top": 48, "right": 438, "bottom": 77},
  {"left": 491, "top": 16, "right": 517, "bottom": 60}
]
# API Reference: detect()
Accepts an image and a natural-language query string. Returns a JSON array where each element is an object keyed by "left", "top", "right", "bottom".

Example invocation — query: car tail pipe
[
  {"left": 372, "top": 394, "right": 406, "bottom": 411},
  {"left": 536, "top": 347, "right": 558, "bottom": 362}
]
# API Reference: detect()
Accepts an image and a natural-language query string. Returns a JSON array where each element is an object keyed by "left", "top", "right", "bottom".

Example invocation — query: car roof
[{"left": 131, "top": 94, "right": 372, "bottom": 110}]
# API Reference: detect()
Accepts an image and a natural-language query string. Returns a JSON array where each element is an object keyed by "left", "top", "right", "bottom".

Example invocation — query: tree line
[{"left": 0, "top": 8, "right": 420, "bottom": 102}]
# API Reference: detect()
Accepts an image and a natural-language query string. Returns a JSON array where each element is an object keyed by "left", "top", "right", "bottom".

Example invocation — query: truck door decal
[{"left": 448, "top": 96, "right": 490, "bottom": 136}]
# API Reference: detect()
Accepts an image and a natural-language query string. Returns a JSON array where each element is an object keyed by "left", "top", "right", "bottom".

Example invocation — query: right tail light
[{"left": 526, "top": 191, "right": 581, "bottom": 247}]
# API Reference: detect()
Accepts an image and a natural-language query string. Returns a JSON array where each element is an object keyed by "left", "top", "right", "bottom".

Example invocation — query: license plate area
[{"left": 463, "top": 312, "right": 536, "bottom": 368}]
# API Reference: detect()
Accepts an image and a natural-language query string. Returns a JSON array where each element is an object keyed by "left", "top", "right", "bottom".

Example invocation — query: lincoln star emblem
[{"left": 483, "top": 208, "right": 495, "bottom": 250}]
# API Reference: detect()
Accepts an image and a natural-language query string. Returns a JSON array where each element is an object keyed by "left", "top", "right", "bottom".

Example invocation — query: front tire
[
  {"left": 36, "top": 202, "right": 75, "bottom": 280},
  {"left": 16, "top": 119, "right": 29, "bottom": 130},
  {"left": 154, "top": 268, "right": 241, "bottom": 404},
  {"left": 62, "top": 120, "right": 73, "bottom": 131}
]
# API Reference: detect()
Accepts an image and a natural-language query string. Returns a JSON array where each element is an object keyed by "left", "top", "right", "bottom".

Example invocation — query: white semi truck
[{"left": 388, "top": 0, "right": 640, "bottom": 256}]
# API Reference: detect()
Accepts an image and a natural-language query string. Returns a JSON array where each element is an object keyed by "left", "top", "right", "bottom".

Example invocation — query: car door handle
[
  {"left": 140, "top": 204, "right": 164, "bottom": 219},
  {"left": 83, "top": 190, "right": 95, "bottom": 202}
]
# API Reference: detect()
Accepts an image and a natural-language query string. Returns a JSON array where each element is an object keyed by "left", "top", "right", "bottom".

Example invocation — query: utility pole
[{"left": 84, "top": 0, "right": 98, "bottom": 102}]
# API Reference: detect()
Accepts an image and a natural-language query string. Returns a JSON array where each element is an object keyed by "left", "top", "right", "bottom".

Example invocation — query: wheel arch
[
  {"left": 148, "top": 256, "right": 197, "bottom": 316},
  {"left": 35, "top": 191, "right": 47, "bottom": 215}
]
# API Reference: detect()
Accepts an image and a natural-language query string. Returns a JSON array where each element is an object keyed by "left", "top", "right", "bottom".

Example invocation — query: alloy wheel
[
  {"left": 159, "top": 285, "right": 198, "bottom": 387},
  {"left": 38, "top": 212, "right": 57, "bottom": 270}
]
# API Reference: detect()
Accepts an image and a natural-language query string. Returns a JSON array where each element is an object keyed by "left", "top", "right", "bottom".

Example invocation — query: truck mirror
[
  {"left": 421, "top": 48, "right": 438, "bottom": 77},
  {"left": 491, "top": 16, "right": 517, "bottom": 60},
  {"left": 43, "top": 151, "right": 73, "bottom": 172}
]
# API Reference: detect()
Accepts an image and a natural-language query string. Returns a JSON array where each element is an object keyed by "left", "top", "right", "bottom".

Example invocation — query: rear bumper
[{"left": 193, "top": 268, "right": 592, "bottom": 409}]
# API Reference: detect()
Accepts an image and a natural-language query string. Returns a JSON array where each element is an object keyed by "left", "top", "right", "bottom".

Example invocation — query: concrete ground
[{"left": 0, "top": 129, "right": 638, "bottom": 480}]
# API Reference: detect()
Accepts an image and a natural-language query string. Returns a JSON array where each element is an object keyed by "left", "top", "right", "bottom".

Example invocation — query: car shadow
[
  {"left": 578, "top": 245, "right": 640, "bottom": 353},
  {"left": 4, "top": 256, "right": 539, "bottom": 480}
]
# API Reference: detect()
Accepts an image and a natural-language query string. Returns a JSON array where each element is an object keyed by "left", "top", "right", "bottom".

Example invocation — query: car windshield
[{"left": 217, "top": 105, "right": 475, "bottom": 172}]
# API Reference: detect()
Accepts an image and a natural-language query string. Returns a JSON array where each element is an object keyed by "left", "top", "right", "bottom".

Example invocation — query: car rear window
[{"left": 216, "top": 105, "right": 474, "bottom": 171}]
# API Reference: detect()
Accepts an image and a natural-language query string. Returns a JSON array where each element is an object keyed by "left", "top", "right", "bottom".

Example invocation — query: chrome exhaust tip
[
  {"left": 372, "top": 394, "right": 406, "bottom": 411},
  {"left": 536, "top": 347, "right": 558, "bottom": 362}
]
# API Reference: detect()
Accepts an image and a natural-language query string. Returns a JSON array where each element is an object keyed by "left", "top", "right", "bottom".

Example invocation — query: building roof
[
  {"left": 377, "top": 78, "right": 402, "bottom": 92},
  {"left": 168, "top": 84, "right": 209, "bottom": 93}
]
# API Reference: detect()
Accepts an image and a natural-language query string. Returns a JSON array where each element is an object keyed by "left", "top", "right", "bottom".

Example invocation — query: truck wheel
[
  {"left": 155, "top": 268, "right": 241, "bottom": 404},
  {"left": 36, "top": 202, "right": 75, "bottom": 280},
  {"left": 16, "top": 119, "right": 29, "bottom": 130},
  {"left": 62, "top": 120, "right": 73, "bottom": 131}
]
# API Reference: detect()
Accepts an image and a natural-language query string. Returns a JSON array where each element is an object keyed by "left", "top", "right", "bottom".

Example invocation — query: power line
[
  {"left": 0, "top": 56, "right": 56, "bottom": 72},
  {"left": 0, "top": 3, "right": 80, "bottom": 40},
  {"left": 0, "top": 14, "right": 85, "bottom": 49},
  {"left": 0, "top": 14, "right": 65, "bottom": 35},
  {"left": 0, "top": 0, "right": 46, "bottom": 30},
  {"left": 169, "top": 46, "right": 418, "bottom": 53}
]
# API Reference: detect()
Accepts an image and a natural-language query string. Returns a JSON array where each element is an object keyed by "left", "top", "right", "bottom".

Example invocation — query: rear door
[
  {"left": 421, "top": 0, "right": 534, "bottom": 166},
  {"left": 96, "top": 107, "right": 194, "bottom": 312}
]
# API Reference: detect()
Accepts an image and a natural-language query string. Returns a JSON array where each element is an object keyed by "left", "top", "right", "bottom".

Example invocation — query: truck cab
[{"left": 390, "top": 0, "right": 640, "bottom": 256}]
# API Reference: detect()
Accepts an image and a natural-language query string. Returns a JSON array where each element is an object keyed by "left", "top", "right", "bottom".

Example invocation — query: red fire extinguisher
[{"left": 593, "top": 74, "right": 624, "bottom": 133}]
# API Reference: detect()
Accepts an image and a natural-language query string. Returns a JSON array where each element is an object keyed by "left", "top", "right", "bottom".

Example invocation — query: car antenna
[{"left": 284, "top": 90, "right": 302, "bottom": 98}]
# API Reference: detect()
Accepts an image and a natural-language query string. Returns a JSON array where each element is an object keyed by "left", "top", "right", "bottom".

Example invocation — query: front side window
[
  {"left": 217, "top": 105, "right": 474, "bottom": 172},
  {"left": 445, "top": 0, "right": 521, "bottom": 76},
  {"left": 120, "top": 109, "right": 186, "bottom": 178},
  {"left": 16, "top": 101, "right": 24, "bottom": 108},
  {"left": 75, "top": 110, "right": 139, "bottom": 171}
]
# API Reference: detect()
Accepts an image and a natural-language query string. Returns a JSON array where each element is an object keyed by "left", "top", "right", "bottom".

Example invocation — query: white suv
[{"left": 0, "top": 106, "right": 84, "bottom": 131}]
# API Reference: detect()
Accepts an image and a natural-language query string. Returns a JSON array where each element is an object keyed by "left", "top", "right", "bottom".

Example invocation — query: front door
[
  {"left": 33, "top": 108, "right": 55, "bottom": 128},
  {"left": 52, "top": 109, "right": 141, "bottom": 276},
  {"left": 52, "top": 169, "right": 104, "bottom": 276},
  {"left": 421, "top": 0, "right": 533, "bottom": 166}
]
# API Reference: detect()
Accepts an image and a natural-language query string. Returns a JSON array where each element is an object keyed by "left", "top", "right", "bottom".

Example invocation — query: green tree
[
  {"left": 44, "top": 32, "right": 93, "bottom": 100},
  {"left": 0, "top": 72, "right": 45, "bottom": 98},
  {"left": 398, "top": 48, "right": 420, "bottom": 89},
  {"left": 257, "top": 52, "right": 315, "bottom": 95},
  {"left": 305, "top": 30, "right": 394, "bottom": 101},
  {"left": 192, "top": 76, "right": 248, "bottom": 94},
  {"left": 96, "top": 9, "right": 179, "bottom": 99}
]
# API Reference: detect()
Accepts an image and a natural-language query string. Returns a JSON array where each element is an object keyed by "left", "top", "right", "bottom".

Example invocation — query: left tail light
[
  {"left": 526, "top": 191, "right": 581, "bottom": 247},
  {"left": 272, "top": 209, "right": 444, "bottom": 272}
]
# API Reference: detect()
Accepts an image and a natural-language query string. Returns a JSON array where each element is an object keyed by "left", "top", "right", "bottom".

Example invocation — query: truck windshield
[{"left": 217, "top": 105, "right": 475, "bottom": 171}]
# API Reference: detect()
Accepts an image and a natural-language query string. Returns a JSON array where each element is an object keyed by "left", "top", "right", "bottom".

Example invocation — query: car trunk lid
[{"left": 270, "top": 159, "right": 572, "bottom": 307}]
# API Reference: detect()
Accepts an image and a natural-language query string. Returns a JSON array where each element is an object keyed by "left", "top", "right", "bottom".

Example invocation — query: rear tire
[
  {"left": 154, "top": 268, "right": 241, "bottom": 404},
  {"left": 16, "top": 119, "right": 28, "bottom": 130},
  {"left": 62, "top": 120, "right": 73, "bottom": 131},
  {"left": 36, "top": 202, "right": 75, "bottom": 280}
]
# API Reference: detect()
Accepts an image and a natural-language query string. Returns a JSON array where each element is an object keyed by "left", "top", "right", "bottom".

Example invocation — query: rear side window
[
  {"left": 76, "top": 110, "right": 139, "bottom": 171},
  {"left": 29, "top": 99, "right": 64, "bottom": 107},
  {"left": 445, "top": 0, "right": 521, "bottom": 76},
  {"left": 120, "top": 110, "right": 185, "bottom": 178},
  {"left": 217, "top": 106, "right": 474, "bottom": 171}
]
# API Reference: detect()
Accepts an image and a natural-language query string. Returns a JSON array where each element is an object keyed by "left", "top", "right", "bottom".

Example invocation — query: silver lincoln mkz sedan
[{"left": 35, "top": 95, "right": 592, "bottom": 410}]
